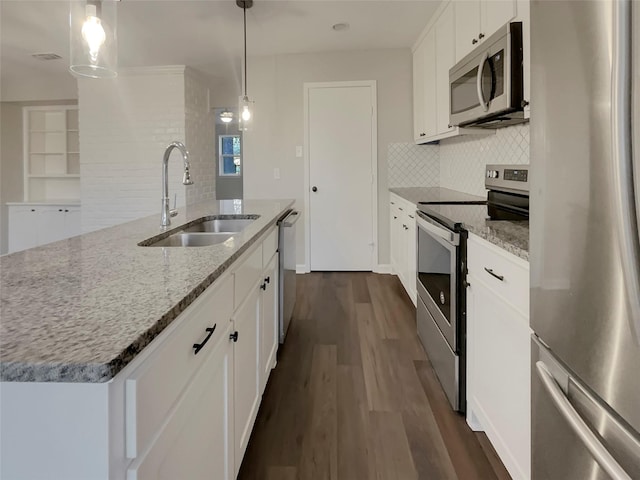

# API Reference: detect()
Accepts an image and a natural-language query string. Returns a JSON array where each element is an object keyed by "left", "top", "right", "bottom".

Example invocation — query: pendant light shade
[
  {"left": 69, "top": 0, "right": 118, "bottom": 78},
  {"left": 237, "top": 0, "right": 253, "bottom": 131},
  {"left": 220, "top": 109, "right": 234, "bottom": 123}
]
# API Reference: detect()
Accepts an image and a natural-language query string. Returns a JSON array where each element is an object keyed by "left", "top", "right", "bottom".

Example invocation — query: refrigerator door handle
[
  {"left": 536, "top": 361, "right": 633, "bottom": 480},
  {"left": 612, "top": 0, "right": 640, "bottom": 341}
]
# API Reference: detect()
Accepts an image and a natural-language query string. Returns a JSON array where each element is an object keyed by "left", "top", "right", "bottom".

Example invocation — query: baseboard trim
[
  {"left": 373, "top": 264, "right": 392, "bottom": 274},
  {"left": 296, "top": 264, "right": 309, "bottom": 274}
]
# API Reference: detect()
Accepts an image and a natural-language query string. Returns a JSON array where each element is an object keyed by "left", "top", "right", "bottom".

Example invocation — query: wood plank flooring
[{"left": 238, "top": 272, "right": 510, "bottom": 480}]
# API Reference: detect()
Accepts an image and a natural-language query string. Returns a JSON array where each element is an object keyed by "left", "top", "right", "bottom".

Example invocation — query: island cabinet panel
[
  {"left": 235, "top": 246, "right": 263, "bottom": 310},
  {"left": 126, "top": 321, "right": 235, "bottom": 480},
  {"left": 233, "top": 283, "right": 262, "bottom": 477},
  {"left": 260, "top": 252, "right": 279, "bottom": 393},
  {"left": 125, "top": 275, "right": 234, "bottom": 459},
  {"left": 262, "top": 227, "right": 278, "bottom": 267}
]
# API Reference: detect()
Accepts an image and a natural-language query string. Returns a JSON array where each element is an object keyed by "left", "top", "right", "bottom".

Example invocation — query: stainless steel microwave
[{"left": 449, "top": 22, "right": 526, "bottom": 129}]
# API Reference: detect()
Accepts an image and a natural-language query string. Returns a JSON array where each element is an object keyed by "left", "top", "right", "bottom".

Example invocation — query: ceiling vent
[{"left": 31, "top": 53, "right": 62, "bottom": 61}]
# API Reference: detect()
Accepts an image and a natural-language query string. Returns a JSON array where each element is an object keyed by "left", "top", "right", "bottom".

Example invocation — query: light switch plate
[
  {"left": 273, "top": 168, "right": 280, "bottom": 180},
  {"left": 295, "top": 146, "right": 303, "bottom": 158}
]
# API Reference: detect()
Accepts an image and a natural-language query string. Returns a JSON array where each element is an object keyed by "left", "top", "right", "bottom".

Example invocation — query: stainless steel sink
[
  {"left": 181, "top": 218, "right": 255, "bottom": 234},
  {"left": 139, "top": 215, "right": 260, "bottom": 247},
  {"left": 147, "top": 233, "right": 233, "bottom": 247}
]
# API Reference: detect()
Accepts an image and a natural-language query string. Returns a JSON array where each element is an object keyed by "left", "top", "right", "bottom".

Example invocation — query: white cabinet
[
  {"left": 389, "top": 193, "right": 417, "bottom": 305},
  {"left": 233, "top": 284, "right": 261, "bottom": 476},
  {"left": 413, "top": 2, "right": 492, "bottom": 144},
  {"left": 454, "top": 0, "right": 517, "bottom": 63},
  {"left": 260, "top": 253, "right": 279, "bottom": 394},
  {"left": 127, "top": 322, "right": 235, "bottom": 480},
  {"left": 23, "top": 105, "right": 80, "bottom": 203},
  {"left": 8, "top": 204, "right": 81, "bottom": 253},
  {"left": 466, "top": 233, "right": 530, "bottom": 480}
]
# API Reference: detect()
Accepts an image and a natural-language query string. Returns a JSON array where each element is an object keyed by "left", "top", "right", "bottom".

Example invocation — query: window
[{"left": 219, "top": 134, "right": 241, "bottom": 176}]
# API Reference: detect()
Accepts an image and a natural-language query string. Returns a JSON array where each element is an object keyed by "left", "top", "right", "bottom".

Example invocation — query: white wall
[
  {"left": 185, "top": 69, "right": 216, "bottom": 204},
  {"left": 242, "top": 49, "right": 413, "bottom": 267},
  {"left": 79, "top": 66, "right": 215, "bottom": 233}
]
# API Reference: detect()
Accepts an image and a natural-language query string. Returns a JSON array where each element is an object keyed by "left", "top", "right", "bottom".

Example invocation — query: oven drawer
[
  {"left": 467, "top": 233, "right": 529, "bottom": 319},
  {"left": 417, "top": 296, "right": 460, "bottom": 410}
]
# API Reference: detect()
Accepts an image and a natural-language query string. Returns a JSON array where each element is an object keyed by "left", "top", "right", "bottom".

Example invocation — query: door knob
[{"left": 312, "top": 186, "right": 318, "bottom": 192}]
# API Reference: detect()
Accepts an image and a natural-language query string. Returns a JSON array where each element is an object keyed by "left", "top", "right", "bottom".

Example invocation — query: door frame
[{"left": 303, "top": 80, "right": 378, "bottom": 273}]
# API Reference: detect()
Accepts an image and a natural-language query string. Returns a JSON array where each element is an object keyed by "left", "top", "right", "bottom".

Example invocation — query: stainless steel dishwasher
[{"left": 277, "top": 209, "right": 300, "bottom": 343}]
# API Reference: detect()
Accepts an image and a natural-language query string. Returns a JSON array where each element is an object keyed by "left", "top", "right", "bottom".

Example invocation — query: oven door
[{"left": 416, "top": 213, "right": 459, "bottom": 352}]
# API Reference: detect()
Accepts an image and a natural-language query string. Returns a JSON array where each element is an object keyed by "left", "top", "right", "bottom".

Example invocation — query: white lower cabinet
[
  {"left": 127, "top": 322, "right": 234, "bottom": 480},
  {"left": 8, "top": 204, "right": 81, "bottom": 253},
  {"left": 466, "top": 233, "right": 530, "bottom": 479},
  {"left": 390, "top": 193, "right": 417, "bottom": 305},
  {"left": 0, "top": 225, "right": 281, "bottom": 480}
]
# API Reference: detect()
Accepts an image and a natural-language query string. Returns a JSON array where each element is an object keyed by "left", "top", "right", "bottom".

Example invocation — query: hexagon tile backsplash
[
  {"left": 440, "top": 124, "right": 530, "bottom": 196},
  {"left": 387, "top": 124, "right": 530, "bottom": 196}
]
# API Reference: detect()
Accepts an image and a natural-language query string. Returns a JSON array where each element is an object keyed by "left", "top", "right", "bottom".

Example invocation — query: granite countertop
[
  {"left": 389, "top": 187, "right": 486, "bottom": 205},
  {"left": 0, "top": 199, "right": 293, "bottom": 383},
  {"left": 390, "top": 188, "right": 529, "bottom": 261}
]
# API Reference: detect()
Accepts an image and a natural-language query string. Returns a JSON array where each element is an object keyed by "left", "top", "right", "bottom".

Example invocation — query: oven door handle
[{"left": 416, "top": 213, "right": 459, "bottom": 246}]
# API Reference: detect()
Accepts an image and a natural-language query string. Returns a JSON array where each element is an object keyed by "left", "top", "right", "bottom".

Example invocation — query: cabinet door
[
  {"left": 38, "top": 206, "right": 68, "bottom": 245},
  {"left": 8, "top": 206, "right": 39, "bottom": 253},
  {"left": 455, "top": 1, "right": 481, "bottom": 62},
  {"left": 233, "top": 286, "right": 261, "bottom": 476},
  {"left": 64, "top": 207, "right": 81, "bottom": 238},
  {"left": 260, "top": 253, "right": 279, "bottom": 394},
  {"left": 481, "top": 0, "right": 517, "bottom": 42},
  {"left": 423, "top": 29, "right": 437, "bottom": 138},
  {"left": 466, "top": 278, "right": 530, "bottom": 479},
  {"left": 413, "top": 41, "right": 427, "bottom": 142},
  {"left": 435, "top": 3, "right": 456, "bottom": 135},
  {"left": 390, "top": 201, "right": 401, "bottom": 273},
  {"left": 405, "top": 213, "right": 417, "bottom": 304},
  {"left": 127, "top": 323, "right": 235, "bottom": 480}
]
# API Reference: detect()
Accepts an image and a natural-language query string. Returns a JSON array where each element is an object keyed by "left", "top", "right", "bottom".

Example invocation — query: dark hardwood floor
[{"left": 238, "top": 272, "right": 510, "bottom": 480}]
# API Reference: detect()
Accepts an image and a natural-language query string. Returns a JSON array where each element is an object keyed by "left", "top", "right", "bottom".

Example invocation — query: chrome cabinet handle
[
  {"left": 193, "top": 324, "right": 216, "bottom": 355},
  {"left": 536, "top": 362, "right": 633, "bottom": 480},
  {"left": 484, "top": 267, "right": 504, "bottom": 281}
]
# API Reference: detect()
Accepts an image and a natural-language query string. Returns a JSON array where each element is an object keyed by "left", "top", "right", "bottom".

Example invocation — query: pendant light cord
[{"left": 243, "top": 4, "right": 248, "bottom": 96}]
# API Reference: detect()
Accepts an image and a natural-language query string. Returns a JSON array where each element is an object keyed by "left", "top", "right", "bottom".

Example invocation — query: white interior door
[{"left": 307, "top": 83, "right": 376, "bottom": 271}]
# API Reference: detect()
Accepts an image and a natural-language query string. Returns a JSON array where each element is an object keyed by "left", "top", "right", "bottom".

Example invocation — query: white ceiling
[{"left": 1, "top": 0, "right": 441, "bottom": 101}]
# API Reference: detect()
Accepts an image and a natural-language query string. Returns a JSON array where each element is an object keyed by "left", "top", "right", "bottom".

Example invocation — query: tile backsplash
[
  {"left": 439, "top": 124, "right": 530, "bottom": 196},
  {"left": 387, "top": 142, "right": 439, "bottom": 188}
]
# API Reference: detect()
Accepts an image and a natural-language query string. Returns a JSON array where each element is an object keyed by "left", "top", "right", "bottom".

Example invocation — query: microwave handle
[{"left": 476, "top": 51, "right": 490, "bottom": 112}]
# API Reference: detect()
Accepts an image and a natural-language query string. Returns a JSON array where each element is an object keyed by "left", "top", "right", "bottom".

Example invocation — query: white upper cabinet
[
  {"left": 422, "top": 30, "right": 437, "bottom": 139},
  {"left": 412, "top": 40, "right": 426, "bottom": 142},
  {"left": 455, "top": 0, "right": 517, "bottom": 63},
  {"left": 435, "top": 3, "right": 455, "bottom": 135}
]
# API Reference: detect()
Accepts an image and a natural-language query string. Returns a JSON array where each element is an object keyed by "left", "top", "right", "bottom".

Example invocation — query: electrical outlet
[
  {"left": 273, "top": 168, "right": 280, "bottom": 180},
  {"left": 295, "top": 146, "right": 303, "bottom": 158}
]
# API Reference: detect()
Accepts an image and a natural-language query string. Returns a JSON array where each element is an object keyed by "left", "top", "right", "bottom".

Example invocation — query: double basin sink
[{"left": 140, "top": 216, "right": 259, "bottom": 247}]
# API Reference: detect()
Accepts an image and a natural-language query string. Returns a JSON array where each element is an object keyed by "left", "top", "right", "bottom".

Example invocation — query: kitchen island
[{"left": 0, "top": 198, "right": 293, "bottom": 479}]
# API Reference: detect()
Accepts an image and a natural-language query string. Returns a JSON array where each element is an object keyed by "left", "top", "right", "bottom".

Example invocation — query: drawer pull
[
  {"left": 193, "top": 324, "right": 217, "bottom": 355},
  {"left": 265, "top": 276, "right": 270, "bottom": 284},
  {"left": 260, "top": 283, "right": 267, "bottom": 291},
  {"left": 408, "top": 214, "right": 415, "bottom": 219},
  {"left": 230, "top": 331, "right": 239, "bottom": 343},
  {"left": 484, "top": 267, "right": 504, "bottom": 282}
]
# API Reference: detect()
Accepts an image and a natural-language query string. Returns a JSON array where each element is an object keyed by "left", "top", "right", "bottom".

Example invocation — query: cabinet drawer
[
  {"left": 125, "top": 276, "right": 234, "bottom": 459},
  {"left": 467, "top": 234, "right": 529, "bottom": 318},
  {"left": 262, "top": 227, "right": 278, "bottom": 268},
  {"left": 234, "top": 244, "right": 263, "bottom": 310}
]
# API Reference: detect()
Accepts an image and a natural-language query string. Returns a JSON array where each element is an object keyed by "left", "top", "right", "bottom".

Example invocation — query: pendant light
[
  {"left": 220, "top": 109, "right": 234, "bottom": 123},
  {"left": 69, "top": 0, "right": 118, "bottom": 78},
  {"left": 237, "top": 0, "right": 254, "bottom": 131}
]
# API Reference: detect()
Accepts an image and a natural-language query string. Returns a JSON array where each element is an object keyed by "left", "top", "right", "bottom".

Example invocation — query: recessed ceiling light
[
  {"left": 332, "top": 23, "right": 350, "bottom": 32},
  {"left": 31, "top": 53, "right": 62, "bottom": 61}
]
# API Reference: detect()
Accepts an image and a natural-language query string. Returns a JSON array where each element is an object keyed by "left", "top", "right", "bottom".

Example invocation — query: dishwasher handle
[{"left": 280, "top": 210, "right": 301, "bottom": 227}]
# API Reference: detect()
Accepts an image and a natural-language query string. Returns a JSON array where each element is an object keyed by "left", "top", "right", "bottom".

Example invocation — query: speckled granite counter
[
  {"left": 0, "top": 199, "right": 293, "bottom": 383},
  {"left": 390, "top": 188, "right": 529, "bottom": 261},
  {"left": 389, "top": 187, "right": 486, "bottom": 205}
]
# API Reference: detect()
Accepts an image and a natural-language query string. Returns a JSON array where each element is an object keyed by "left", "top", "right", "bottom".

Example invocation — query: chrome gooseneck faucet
[{"left": 161, "top": 141, "right": 194, "bottom": 227}]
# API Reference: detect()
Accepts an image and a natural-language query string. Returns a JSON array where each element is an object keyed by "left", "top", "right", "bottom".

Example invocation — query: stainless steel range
[{"left": 416, "top": 164, "right": 530, "bottom": 412}]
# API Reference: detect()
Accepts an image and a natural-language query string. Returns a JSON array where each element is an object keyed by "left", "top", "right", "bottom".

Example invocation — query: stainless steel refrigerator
[{"left": 530, "top": 0, "right": 640, "bottom": 478}]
